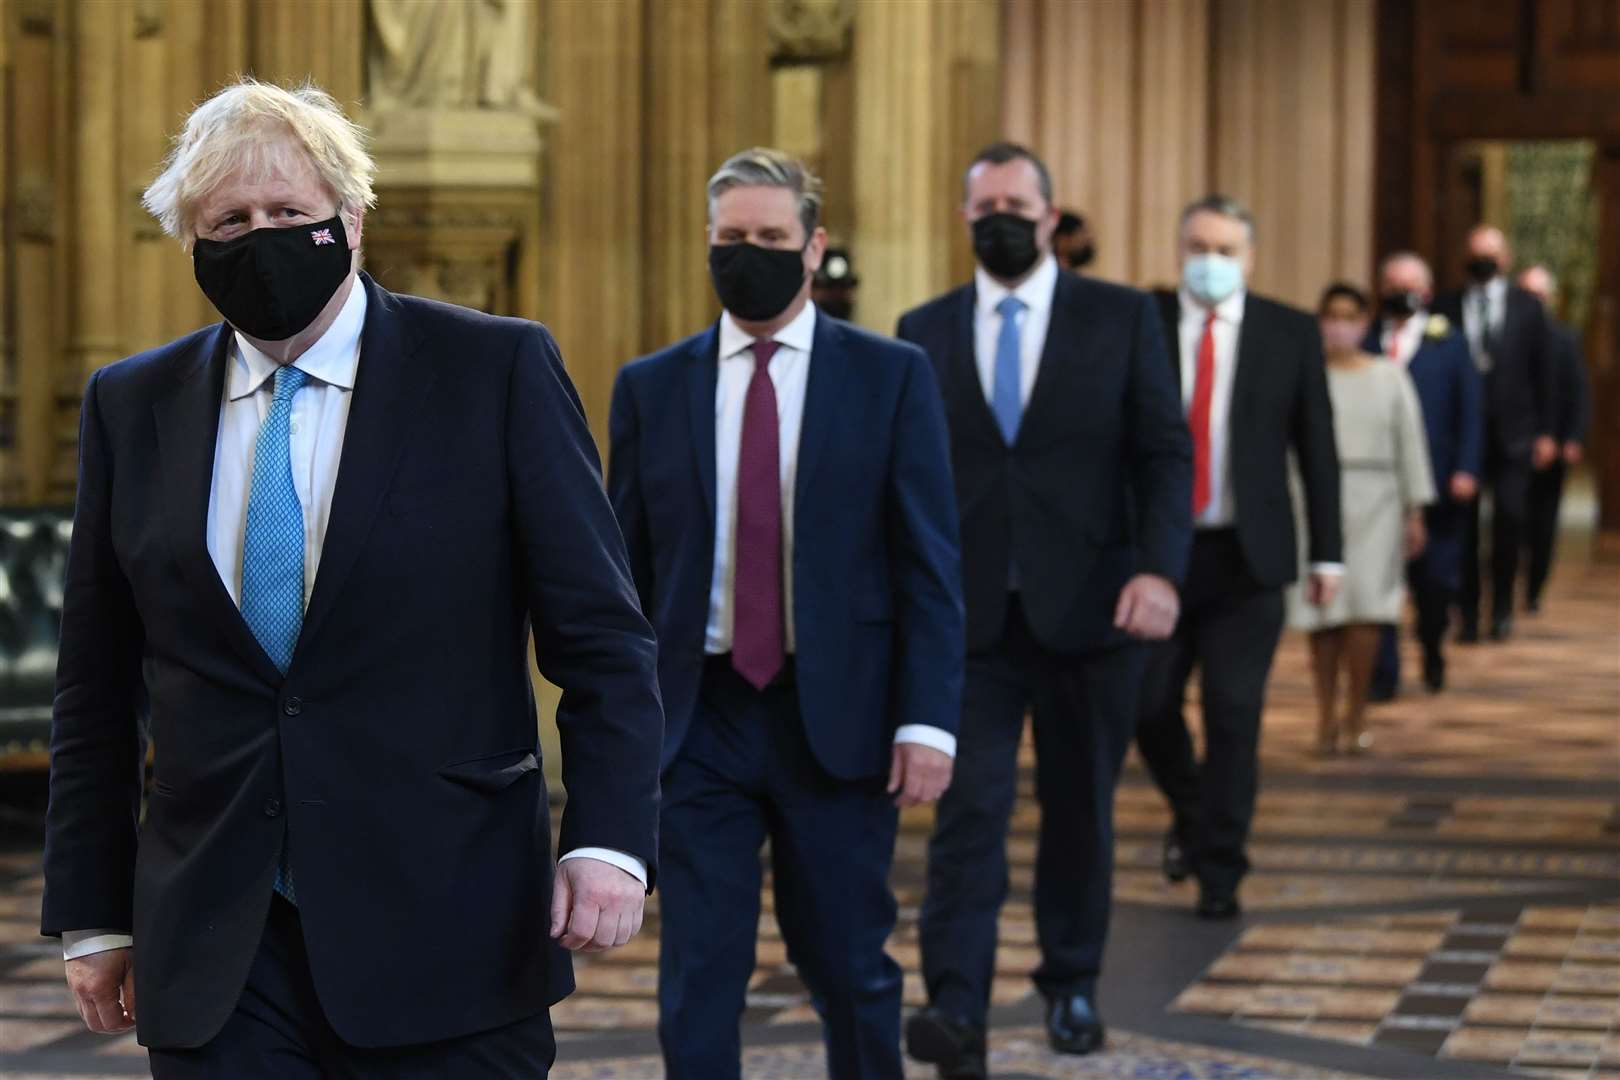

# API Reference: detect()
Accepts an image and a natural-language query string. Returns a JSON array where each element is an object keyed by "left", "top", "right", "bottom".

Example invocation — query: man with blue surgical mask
[{"left": 1134, "top": 195, "right": 1343, "bottom": 921}]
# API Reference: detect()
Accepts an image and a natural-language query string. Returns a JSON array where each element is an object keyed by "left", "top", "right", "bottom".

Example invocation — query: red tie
[
  {"left": 1189, "top": 311, "right": 1217, "bottom": 516},
  {"left": 732, "top": 340, "right": 785, "bottom": 690}
]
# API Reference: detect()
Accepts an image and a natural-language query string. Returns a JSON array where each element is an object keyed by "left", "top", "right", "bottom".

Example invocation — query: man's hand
[
  {"left": 1113, "top": 573, "right": 1180, "bottom": 640},
  {"left": 550, "top": 858, "right": 645, "bottom": 953},
  {"left": 888, "top": 743, "right": 952, "bottom": 808},
  {"left": 1307, "top": 571, "right": 1341, "bottom": 608},
  {"left": 1532, "top": 435, "right": 1559, "bottom": 470},
  {"left": 1449, "top": 472, "right": 1478, "bottom": 502},
  {"left": 1564, "top": 441, "right": 1584, "bottom": 466},
  {"left": 1403, "top": 511, "right": 1428, "bottom": 560},
  {"left": 65, "top": 947, "right": 135, "bottom": 1034}
]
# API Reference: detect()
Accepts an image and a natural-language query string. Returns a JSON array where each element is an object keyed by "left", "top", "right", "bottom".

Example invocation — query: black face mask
[
  {"left": 709, "top": 242, "right": 807, "bottom": 322},
  {"left": 1381, "top": 291, "right": 1421, "bottom": 318},
  {"left": 972, "top": 213, "right": 1042, "bottom": 279},
  {"left": 1465, "top": 255, "right": 1499, "bottom": 284},
  {"left": 1065, "top": 244, "right": 1095, "bottom": 270},
  {"left": 193, "top": 216, "right": 352, "bottom": 341}
]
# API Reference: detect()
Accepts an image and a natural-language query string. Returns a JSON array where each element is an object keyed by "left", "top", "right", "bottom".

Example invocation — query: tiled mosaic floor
[{"left": 1, "top": 542, "right": 1615, "bottom": 1077}]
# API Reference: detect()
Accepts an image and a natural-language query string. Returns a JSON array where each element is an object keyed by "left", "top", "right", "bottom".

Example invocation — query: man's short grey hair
[
  {"left": 707, "top": 148, "right": 823, "bottom": 240},
  {"left": 1180, "top": 194, "right": 1256, "bottom": 243},
  {"left": 143, "top": 78, "right": 376, "bottom": 250},
  {"left": 1379, "top": 250, "right": 1434, "bottom": 288}
]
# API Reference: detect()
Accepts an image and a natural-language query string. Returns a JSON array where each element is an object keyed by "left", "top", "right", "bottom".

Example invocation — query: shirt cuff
[
  {"left": 559, "top": 848, "right": 648, "bottom": 888},
  {"left": 1309, "top": 562, "right": 1346, "bottom": 577},
  {"left": 62, "top": 930, "right": 133, "bottom": 960},
  {"left": 894, "top": 724, "right": 957, "bottom": 759}
]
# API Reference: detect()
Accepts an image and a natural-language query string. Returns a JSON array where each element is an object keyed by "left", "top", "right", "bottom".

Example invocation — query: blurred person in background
[
  {"left": 1052, "top": 210, "right": 1095, "bottom": 271},
  {"left": 1294, "top": 284, "right": 1433, "bottom": 755}
]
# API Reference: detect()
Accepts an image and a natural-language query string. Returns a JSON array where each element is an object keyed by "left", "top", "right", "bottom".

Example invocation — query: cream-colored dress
[{"left": 1290, "top": 359, "right": 1435, "bottom": 631}]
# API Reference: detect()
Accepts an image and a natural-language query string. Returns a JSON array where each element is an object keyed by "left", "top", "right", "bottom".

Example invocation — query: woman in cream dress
[{"left": 1291, "top": 284, "right": 1435, "bottom": 754}]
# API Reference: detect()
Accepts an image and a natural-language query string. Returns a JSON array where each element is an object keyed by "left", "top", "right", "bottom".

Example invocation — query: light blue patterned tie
[
  {"left": 992, "top": 295, "right": 1026, "bottom": 445},
  {"left": 240, "top": 363, "right": 308, "bottom": 903}
]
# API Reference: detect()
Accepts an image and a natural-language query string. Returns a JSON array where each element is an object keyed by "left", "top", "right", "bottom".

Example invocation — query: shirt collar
[
  {"left": 1179, "top": 285, "right": 1247, "bottom": 326},
  {"left": 718, "top": 300, "right": 819, "bottom": 361},
  {"left": 975, "top": 254, "right": 1058, "bottom": 319},
  {"left": 227, "top": 278, "right": 367, "bottom": 401}
]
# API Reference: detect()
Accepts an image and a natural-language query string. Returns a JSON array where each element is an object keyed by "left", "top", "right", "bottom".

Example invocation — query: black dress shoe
[
  {"left": 1491, "top": 616, "right": 1514, "bottom": 642},
  {"left": 1162, "top": 831, "right": 1192, "bottom": 883},
  {"left": 1423, "top": 652, "right": 1445, "bottom": 693},
  {"left": 905, "top": 1007, "right": 986, "bottom": 1078},
  {"left": 1457, "top": 621, "right": 1480, "bottom": 644},
  {"left": 1196, "top": 884, "right": 1242, "bottom": 920},
  {"left": 1367, "top": 681, "right": 1397, "bottom": 703},
  {"left": 1044, "top": 991, "right": 1105, "bottom": 1055}
]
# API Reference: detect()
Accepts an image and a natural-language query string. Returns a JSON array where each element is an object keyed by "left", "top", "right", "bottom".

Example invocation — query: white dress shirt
[
  {"left": 1461, "top": 277, "right": 1506, "bottom": 372},
  {"left": 1178, "top": 288, "right": 1342, "bottom": 575},
  {"left": 705, "top": 302, "right": 955, "bottom": 758},
  {"left": 972, "top": 255, "right": 1058, "bottom": 409},
  {"left": 64, "top": 283, "right": 639, "bottom": 960},
  {"left": 1380, "top": 313, "right": 1428, "bottom": 367}
]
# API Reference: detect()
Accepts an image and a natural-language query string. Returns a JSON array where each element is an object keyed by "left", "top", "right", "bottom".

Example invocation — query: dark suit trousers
[
  {"left": 919, "top": 596, "right": 1144, "bottom": 1026},
  {"left": 1527, "top": 460, "right": 1567, "bottom": 606},
  {"left": 657, "top": 659, "right": 903, "bottom": 1080},
  {"left": 1461, "top": 442, "right": 1531, "bottom": 626},
  {"left": 1135, "top": 530, "right": 1285, "bottom": 893},
  {"left": 147, "top": 897, "right": 555, "bottom": 1079}
]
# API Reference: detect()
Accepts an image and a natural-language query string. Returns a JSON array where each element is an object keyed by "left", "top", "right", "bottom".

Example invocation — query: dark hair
[
  {"left": 1180, "top": 193, "right": 1256, "bottom": 242},
  {"left": 1318, "top": 281, "right": 1369, "bottom": 314},
  {"left": 963, "top": 142, "right": 1053, "bottom": 205},
  {"left": 1055, "top": 210, "right": 1086, "bottom": 236}
]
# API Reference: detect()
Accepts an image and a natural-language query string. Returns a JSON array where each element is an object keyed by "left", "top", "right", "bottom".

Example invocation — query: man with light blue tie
[
  {"left": 896, "top": 143, "right": 1192, "bottom": 1077},
  {"left": 41, "top": 79, "right": 663, "bottom": 1078}
]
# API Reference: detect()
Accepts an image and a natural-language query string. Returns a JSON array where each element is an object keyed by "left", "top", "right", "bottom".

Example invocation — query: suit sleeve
[
  {"left": 507, "top": 327, "right": 664, "bottom": 888},
  {"left": 1529, "top": 301, "right": 1558, "bottom": 438},
  {"left": 1452, "top": 337, "right": 1486, "bottom": 480},
  {"left": 1126, "top": 291, "right": 1194, "bottom": 584},
  {"left": 1292, "top": 318, "right": 1343, "bottom": 564},
  {"left": 1563, "top": 329, "right": 1591, "bottom": 444},
  {"left": 40, "top": 369, "right": 148, "bottom": 937},
  {"left": 887, "top": 347, "right": 965, "bottom": 738},
  {"left": 607, "top": 368, "right": 655, "bottom": 613}
]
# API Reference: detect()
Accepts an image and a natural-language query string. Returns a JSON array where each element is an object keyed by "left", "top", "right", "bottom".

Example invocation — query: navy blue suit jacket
[
  {"left": 41, "top": 275, "right": 664, "bottom": 1050},
  {"left": 608, "top": 312, "right": 964, "bottom": 781},
  {"left": 1367, "top": 321, "right": 1485, "bottom": 494},
  {"left": 897, "top": 273, "right": 1193, "bottom": 653}
]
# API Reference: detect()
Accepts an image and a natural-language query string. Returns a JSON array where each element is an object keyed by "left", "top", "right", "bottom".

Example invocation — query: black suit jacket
[
  {"left": 897, "top": 271, "right": 1193, "bottom": 655},
  {"left": 41, "top": 275, "right": 664, "bottom": 1050},
  {"left": 1433, "top": 283, "right": 1556, "bottom": 454},
  {"left": 1153, "top": 290, "right": 1341, "bottom": 587},
  {"left": 608, "top": 314, "right": 964, "bottom": 780},
  {"left": 1550, "top": 319, "right": 1590, "bottom": 443}
]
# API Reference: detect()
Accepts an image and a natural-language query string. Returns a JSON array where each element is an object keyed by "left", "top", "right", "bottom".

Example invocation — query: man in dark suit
[
  {"left": 42, "top": 81, "right": 663, "bottom": 1077},
  {"left": 1135, "top": 195, "right": 1343, "bottom": 920},
  {"left": 1369, "top": 252, "right": 1484, "bottom": 694},
  {"left": 1517, "top": 264, "right": 1591, "bottom": 612},
  {"left": 895, "top": 143, "right": 1192, "bottom": 1076},
  {"left": 608, "top": 148, "right": 963, "bottom": 1080},
  {"left": 1433, "top": 225, "right": 1559, "bottom": 641}
]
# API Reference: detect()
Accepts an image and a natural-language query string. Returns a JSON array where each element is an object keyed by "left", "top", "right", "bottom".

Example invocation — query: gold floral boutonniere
[{"left": 1425, "top": 313, "right": 1450, "bottom": 339}]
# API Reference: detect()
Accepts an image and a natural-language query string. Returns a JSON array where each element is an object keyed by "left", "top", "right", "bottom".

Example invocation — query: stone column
[
  {"left": 0, "top": 0, "right": 14, "bottom": 501},
  {"left": 252, "top": 0, "right": 364, "bottom": 102}
]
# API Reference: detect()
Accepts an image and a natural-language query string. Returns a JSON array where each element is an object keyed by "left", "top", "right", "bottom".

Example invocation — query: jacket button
[
  {"left": 263, "top": 797, "right": 282, "bottom": 817},
  {"left": 282, "top": 697, "right": 302, "bottom": 717}
]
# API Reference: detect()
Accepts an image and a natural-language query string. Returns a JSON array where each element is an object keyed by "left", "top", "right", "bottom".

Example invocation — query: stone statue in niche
[{"left": 367, "top": 0, "right": 548, "bottom": 116}]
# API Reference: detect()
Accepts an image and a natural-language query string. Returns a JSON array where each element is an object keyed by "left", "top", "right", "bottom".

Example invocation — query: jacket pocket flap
[{"left": 439, "top": 751, "right": 540, "bottom": 793}]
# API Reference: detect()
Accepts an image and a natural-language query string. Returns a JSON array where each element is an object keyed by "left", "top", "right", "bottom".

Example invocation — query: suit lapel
[
  {"left": 152, "top": 324, "right": 285, "bottom": 685},
  {"left": 795, "top": 313, "right": 852, "bottom": 504},
  {"left": 1229, "top": 296, "right": 1264, "bottom": 433},
  {"left": 1015, "top": 273, "right": 1080, "bottom": 443},
  {"left": 685, "top": 325, "right": 720, "bottom": 518},
  {"left": 293, "top": 275, "right": 433, "bottom": 662}
]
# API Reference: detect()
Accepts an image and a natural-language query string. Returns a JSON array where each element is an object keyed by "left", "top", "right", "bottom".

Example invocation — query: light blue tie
[
  {"left": 992, "top": 295, "right": 1026, "bottom": 445},
  {"left": 240, "top": 363, "right": 308, "bottom": 903}
]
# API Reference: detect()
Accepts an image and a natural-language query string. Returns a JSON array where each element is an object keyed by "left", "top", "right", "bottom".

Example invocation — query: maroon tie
[{"left": 732, "top": 339, "right": 784, "bottom": 690}]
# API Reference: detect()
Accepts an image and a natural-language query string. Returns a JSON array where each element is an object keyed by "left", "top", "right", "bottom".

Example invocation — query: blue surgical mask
[{"left": 1182, "top": 253, "right": 1245, "bottom": 306}]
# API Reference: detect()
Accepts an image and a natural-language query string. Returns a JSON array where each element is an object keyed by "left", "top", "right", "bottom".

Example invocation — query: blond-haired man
[{"left": 42, "top": 79, "right": 663, "bottom": 1077}]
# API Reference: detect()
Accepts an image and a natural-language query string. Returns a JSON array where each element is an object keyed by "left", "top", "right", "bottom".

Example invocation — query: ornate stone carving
[
  {"left": 367, "top": 0, "right": 550, "bottom": 117},
  {"left": 768, "top": 0, "right": 855, "bottom": 62}
]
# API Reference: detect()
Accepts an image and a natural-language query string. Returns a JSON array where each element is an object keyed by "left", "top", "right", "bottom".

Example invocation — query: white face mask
[{"left": 1182, "top": 253, "right": 1245, "bottom": 306}]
